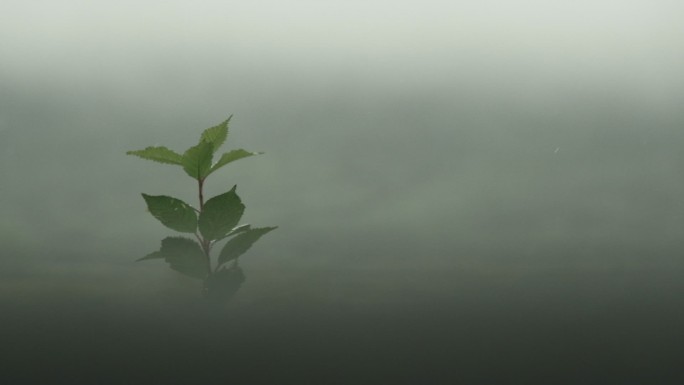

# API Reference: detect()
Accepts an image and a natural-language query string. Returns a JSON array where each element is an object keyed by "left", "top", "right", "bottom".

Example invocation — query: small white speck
[{"left": 554, "top": 147, "right": 560, "bottom": 154}]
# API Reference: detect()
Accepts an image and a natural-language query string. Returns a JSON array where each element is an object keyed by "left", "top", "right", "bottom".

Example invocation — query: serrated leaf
[
  {"left": 218, "top": 227, "right": 277, "bottom": 266},
  {"left": 136, "top": 251, "right": 164, "bottom": 262},
  {"left": 208, "top": 149, "right": 262, "bottom": 176},
  {"left": 182, "top": 141, "right": 213, "bottom": 180},
  {"left": 160, "top": 237, "right": 209, "bottom": 279},
  {"left": 198, "top": 186, "right": 245, "bottom": 241},
  {"left": 142, "top": 194, "right": 198, "bottom": 233},
  {"left": 200, "top": 117, "right": 231, "bottom": 153},
  {"left": 126, "top": 146, "right": 184, "bottom": 165}
]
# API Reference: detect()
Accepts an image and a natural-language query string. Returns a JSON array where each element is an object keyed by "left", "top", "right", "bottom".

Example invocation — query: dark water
[{"left": 2, "top": 257, "right": 684, "bottom": 383}]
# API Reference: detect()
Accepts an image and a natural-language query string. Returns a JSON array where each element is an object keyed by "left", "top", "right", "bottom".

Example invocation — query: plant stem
[
  {"left": 198, "top": 178, "right": 205, "bottom": 211},
  {"left": 197, "top": 177, "right": 212, "bottom": 274}
]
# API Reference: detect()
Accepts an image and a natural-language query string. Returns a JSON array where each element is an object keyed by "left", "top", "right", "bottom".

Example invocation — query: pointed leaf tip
[
  {"left": 136, "top": 251, "right": 164, "bottom": 262},
  {"left": 208, "top": 149, "right": 261, "bottom": 176},
  {"left": 200, "top": 117, "right": 231, "bottom": 154},
  {"left": 126, "top": 146, "right": 184, "bottom": 166}
]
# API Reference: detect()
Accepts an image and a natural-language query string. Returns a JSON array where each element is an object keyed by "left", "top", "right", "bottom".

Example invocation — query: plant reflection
[
  {"left": 139, "top": 225, "right": 275, "bottom": 302},
  {"left": 203, "top": 263, "right": 246, "bottom": 302}
]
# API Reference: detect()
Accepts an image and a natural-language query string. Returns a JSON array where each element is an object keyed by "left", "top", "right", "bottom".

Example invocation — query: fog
[{"left": 1, "top": 1, "right": 683, "bottom": 382}]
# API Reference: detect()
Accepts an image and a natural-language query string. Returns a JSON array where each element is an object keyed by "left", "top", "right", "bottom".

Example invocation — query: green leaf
[
  {"left": 136, "top": 251, "right": 164, "bottom": 262},
  {"left": 182, "top": 140, "right": 213, "bottom": 180},
  {"left": 142, "top": 194, "right": 198, "bottom": 233},
  {"left": 200, "top": 117, "right": 231, "bottom": 153},
  {"left": 126, "top": 146, "right": 184, "bottom": 165},
  {"left": 218, "top": 227, "right": 277, "bottom": 266},
  {"left": 214, "top": 224, "right": 252, "bottom": 243},
  {"left": 198, "top": 186, "right": 245, "bottom": 241},
  {"left": 160, "top": 237, "right": 209, "bottom": 279},
  {"left": 208, "top": 149, "right": 262, "bottom": 176},
  {"left": 226, "top": 224, "right": 251, "bottom": 237}
]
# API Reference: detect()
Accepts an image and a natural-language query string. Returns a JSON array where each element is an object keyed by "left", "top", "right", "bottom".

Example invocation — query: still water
[
  {"left": 2, "top": 91, "right": 683, "bottom": 384},
  {"left": 2, "top": 1, "right": 684, "bottom": 383}
]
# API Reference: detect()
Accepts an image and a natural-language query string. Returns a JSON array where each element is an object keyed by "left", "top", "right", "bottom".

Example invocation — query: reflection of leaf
[
  {"left": 126, "top": 146, "right": 184, "bottom": 166},
  {"left": 204, "top": 265, "right": 246, "bottom": 302},
  {"left": 182, "top": 141, "right": 213, "bottom": 180},
  {"left": 198, "top": 186, "right": 245, "bottom": 241},
  {"left": 141, "top": 194, "right": 197, "bottom": 233},
  {"left": 160, "top": 237, "right": 209, "bottom": 279},
  {"left": 200, "top": 117, "right": 230, "bottom": 153},
  {"left": 218, "top": 227, "right": 277, "bottom": 266},
  {"left": 208, "top": 149, "right": 261, "bottom": 176}
]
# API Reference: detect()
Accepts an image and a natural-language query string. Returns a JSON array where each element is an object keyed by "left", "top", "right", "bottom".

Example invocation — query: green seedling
[{"left": 127, "top": 117, "right": 276, "bottom": 297}]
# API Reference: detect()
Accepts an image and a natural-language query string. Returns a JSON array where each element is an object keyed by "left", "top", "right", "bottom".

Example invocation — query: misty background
[
  {"left": 3, "top": 0, "right": 683, "bottom": 275},
  {"left": 1, "top": 1, "right": 684, "bottom": 381}
]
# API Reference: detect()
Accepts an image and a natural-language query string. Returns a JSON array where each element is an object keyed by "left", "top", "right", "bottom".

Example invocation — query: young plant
[{"left": 127, "top": 117, "right": 276, "bottom": 297}]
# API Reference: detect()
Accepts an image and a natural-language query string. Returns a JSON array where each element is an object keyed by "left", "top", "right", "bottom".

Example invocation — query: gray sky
[{"left": 2, "top": 1, "right": 683, "bottom": 89}]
